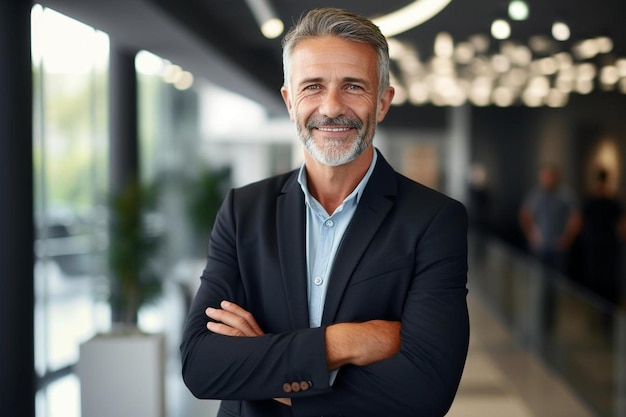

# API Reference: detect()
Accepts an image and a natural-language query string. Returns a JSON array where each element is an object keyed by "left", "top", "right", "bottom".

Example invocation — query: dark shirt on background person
[{"left": 580, "top": 169, "right": 626, "bottom": 304}]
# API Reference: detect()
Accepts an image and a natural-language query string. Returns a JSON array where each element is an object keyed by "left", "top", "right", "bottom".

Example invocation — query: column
[
  {"left": 109, "top": 43, "right": 139, "bottom": 194},
  {"left": 108, "top": 43, "right": 139, "bottom": 323},
  {"left": 0, "top": 1, "right": 35, "bottom": 416},
  {"left": 446, "top": 104, "right": 471, "bottom": 203}
]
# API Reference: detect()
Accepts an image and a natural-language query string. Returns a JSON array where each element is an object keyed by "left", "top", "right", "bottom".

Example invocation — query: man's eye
[
  {"left": 305, "top": 85, "right": 321, "bottom": 91},
  {"left": 347, "top": 84, "right": 363, "bottom": 91}
]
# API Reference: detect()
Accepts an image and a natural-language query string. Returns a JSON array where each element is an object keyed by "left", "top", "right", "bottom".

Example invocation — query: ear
[
  {"left": 376, "top": 86, "right": 395, "bottom": 123},
  {"left": 280, "top": 86, "right": 295, "bottom": 121}
]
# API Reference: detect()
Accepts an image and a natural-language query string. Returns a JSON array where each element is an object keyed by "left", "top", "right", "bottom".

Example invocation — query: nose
[{"left": 318, "top": 88, "right": 345, "bottom": 119}]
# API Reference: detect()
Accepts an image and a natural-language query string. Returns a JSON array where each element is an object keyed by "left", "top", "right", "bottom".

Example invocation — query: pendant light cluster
[{"left": 388, "top": 0, "right": 625, "bottom": 107}]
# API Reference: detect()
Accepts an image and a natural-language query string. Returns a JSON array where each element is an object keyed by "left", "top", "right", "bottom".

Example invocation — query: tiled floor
[
  {"left": 168, "top": 293, "right": 596, "bottom": 417},
  {"left": 447, "top": 294, "right": 595, "bottom": 417}
]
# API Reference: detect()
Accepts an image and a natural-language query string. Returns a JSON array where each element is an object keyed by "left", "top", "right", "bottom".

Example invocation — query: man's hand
[
  {"left": 205, "top": 300, "right": 264, "bottom": 337},
  {"left": 205, "top": 301, "right": 290, "bottom": 406}
]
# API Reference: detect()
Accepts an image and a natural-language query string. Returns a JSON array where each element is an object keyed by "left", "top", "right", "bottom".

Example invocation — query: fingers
[
  {"left": 205, "top": 300, "right": 264, "bottom": 337},
  {"left": 273, "top": 397, "right": 292, "bottom": 406}
]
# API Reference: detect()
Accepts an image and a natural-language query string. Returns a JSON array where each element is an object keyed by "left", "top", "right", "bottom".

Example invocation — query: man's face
[
  {"left": 539, "top": 167, "right": 558, "bottom": 190},
  {"left": 281, "top": 36, "right": 394, "bottom": 166}
]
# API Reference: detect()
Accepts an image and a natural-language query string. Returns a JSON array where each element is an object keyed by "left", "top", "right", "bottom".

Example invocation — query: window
[{"left": 32, "top": 6, "right": 110, "bottom": 417}]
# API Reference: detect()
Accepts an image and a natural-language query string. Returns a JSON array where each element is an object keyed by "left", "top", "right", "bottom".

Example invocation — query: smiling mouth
[
  {"left": 316, "top": 127, "right": 352, "bottom": 132},
  {"left": 307, "top": 116, "right": 362, "bottom": 132}
]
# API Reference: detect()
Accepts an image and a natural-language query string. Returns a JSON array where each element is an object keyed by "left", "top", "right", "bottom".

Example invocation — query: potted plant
[
  {"left": 107, "top": 178, "right": 163, "bottom": 326},
  {"left": 184, "top": 166, "right": 231, "bottom": 257},
  {"left": 78, "top": 178, "right": 166, "bottom": 417}
]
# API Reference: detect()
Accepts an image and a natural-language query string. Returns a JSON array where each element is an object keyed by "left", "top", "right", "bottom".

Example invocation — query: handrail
[{"left": 469, "top": 231, "right": 625, "bottom": 417}]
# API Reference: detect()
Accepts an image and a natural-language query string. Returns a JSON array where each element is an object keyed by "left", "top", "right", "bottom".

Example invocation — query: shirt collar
[{"left": 297, "top": 148, "right": 378, "bottom": 208}]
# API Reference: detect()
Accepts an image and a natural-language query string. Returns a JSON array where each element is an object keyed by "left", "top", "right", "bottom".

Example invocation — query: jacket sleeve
[
  {"left": 291, "top": 199, "right": 470, "bottom": 417},
  {"left": 181, "top": 185, "right": 469, "bottom": 416},
  {"left": 179, "top": 189, "right": 332, "bottom": 401}
]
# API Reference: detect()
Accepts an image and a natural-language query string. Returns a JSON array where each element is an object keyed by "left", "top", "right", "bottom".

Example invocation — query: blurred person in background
[
  {"left": 467, "top": 163, "right": 491, "bottom": 260},
  {"left": 519, "top": 163, "right": 581, "bottom": 273},
  {"left": 180, "top": 7, "right": 469, "bottom": 417},
  {"left": 519, "top": 163, "right": 581, "bottom": 334},
  {"left": 580, "top": 168, "right": 626, "bottom": 306}
]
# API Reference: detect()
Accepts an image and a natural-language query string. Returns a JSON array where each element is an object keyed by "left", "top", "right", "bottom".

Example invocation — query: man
[
  {"left": 519, "top": 163, "right": 581, "bottom": 272},
  {"left": 580, "top": 168, "right": 625, "bottom": 304},
  {"left": 519, "top": 163, "right": 580, "bottom": 335},
  {"left": 181, "top": 8, "right": 469, "bottom": 417}
]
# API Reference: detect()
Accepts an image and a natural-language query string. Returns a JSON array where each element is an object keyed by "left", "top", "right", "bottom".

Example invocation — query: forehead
[{"left": 289, "top": 36, "right": 378, "bottom": 81}]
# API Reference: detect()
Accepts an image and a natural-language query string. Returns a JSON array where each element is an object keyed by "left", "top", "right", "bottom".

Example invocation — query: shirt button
[
  {"left": 325, "top": 219, "right": 334, "bottom": 227},
  {"left": 314, "top": 276, "right": 323, "bottom": 286}
]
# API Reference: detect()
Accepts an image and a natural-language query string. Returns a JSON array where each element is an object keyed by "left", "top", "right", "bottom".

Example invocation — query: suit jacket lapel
[
  {"left": 321, "top": 153, "right": 398, "bottom": 325},
  {"left": 276, "top": 173, "right": 310, "bottom": 329}
]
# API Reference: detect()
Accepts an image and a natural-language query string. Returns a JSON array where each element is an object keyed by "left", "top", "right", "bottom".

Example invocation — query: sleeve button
[{"left": 282, "top": 383, "right": 292, "bottom": 393}]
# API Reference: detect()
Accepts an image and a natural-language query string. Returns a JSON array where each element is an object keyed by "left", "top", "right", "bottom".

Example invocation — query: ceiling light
[
  {"left": 244, "top": 0, "right": 284, "bottom": 39},
  {"left": 600, "top": 65, "right": 619, "bottom": 86},
  {"left": 528, "top": 35, "right": 556, "bottom": 54},
  {"left": 260, "top": 18, "right": 284, "bottom": 39},
  {"left": 491, "top": 54, "right": 511, "bottom": 73},
  {"left": 162, "top": 64, "right": 182, "bottom": 83},
  {"left": 545, "top": 89, "right": 568, "bottom": 107},
  {"left": 469, "top": 34, "right": 490, "bottom": 54},
  {"left": 454, "top": 42, "right": 475, "bottom": 64},
  {"left": 491, "top": 19, "right": 511, "bottom": 40},
  {"left": 387, "top": 38, "right": 408, "bottom": 60},
  {"left": 469, "top": 78, "right": 493, "bottom": 106},
  {"left": 508, "top": 1, "right": 529, "bottom": 21},
  {"left": 409, "top": 81, "right": 430, "bottom": 105},
  {"left": 372, "top": 0, "right": 453, "bottom": 37},
  {"left": 434, "top": 32, "right": 454, "bottom": 58},
  {"left": 174, "top": 71, "right": 194, "bottom": 90},
  {"left": 539, "top": 57, "right": 559, "bottom": 75},
  {"left": 391, "top": 76, "right": 408, "bottom": 105},
  {"left": 577, "top": 63, "right": 597, "bottom": 80},
  {"left": 616, "top": 58, "right": 626, "bottom": 77},
  {"left": 595, "top": 36, "right": 614, "bottom": 54},
  {"left": 554, "top": 52, "right": 574, "bottom": 69},
  {"left": 509, "top": 45, "right": 532, "bottom": 66},
  {"left": 556, "top": 76, "right": 574, "bottom": 93},
  {"left": 493, "top": 86, "right": 515, "bottom": 107},
  {"left": 576, "top": 78, "right": 594, "bottom": 94},
  {"left": 573, "top": 39, "right": 600, "bottom": 59},
  {"left": 551, "top": 21, "right": 570, "bottom": 41},
  {"left": 135, "top": 50, "right": 165, "bottom": 76}
]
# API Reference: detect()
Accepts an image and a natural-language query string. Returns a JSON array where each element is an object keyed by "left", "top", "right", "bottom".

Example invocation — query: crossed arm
[
  {"left": 181, "top": 188, "right": 469, "bottom": 416},
  {"left": 206, "top": 300, "right": 401, "bottom": 406}
]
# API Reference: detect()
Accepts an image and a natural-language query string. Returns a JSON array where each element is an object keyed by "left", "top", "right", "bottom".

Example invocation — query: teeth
[{"left": 318, "top": 127, "right": 350, "bottom": 132}]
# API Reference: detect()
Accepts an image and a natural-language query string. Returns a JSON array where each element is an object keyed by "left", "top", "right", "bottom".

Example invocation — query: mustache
[{"left": 306, "top": 116, "right": 362, "bottom": 130}]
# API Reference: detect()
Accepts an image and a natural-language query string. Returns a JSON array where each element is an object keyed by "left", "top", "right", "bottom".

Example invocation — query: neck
[{"left": 305, "top": 147, "right": 373, "bottom": 214}]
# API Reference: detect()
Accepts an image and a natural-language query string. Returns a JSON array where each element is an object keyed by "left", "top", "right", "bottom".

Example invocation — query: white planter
[{"left": 78, "top": 330, "right": 165, "bottom": 417}]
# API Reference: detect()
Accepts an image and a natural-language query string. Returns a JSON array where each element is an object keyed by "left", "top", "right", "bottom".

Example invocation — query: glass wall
[
  {"left": 470, "top": 232, "right": 626, "bottom": 417},
  {"left": 30, "top": 6, "right": 294, "bottom": 417},
  {"left": 31, "top": 6, "right": 110, "bottom": 417}
]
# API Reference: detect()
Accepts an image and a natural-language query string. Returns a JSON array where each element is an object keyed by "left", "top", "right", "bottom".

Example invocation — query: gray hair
[{"left": 281, "top": 8, "right": 390, "bottom": 98}]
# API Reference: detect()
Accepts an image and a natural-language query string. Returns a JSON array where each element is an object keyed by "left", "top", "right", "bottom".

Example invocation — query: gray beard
[{"left": 297, "top": 115, "right": 375, "bottom": 166}]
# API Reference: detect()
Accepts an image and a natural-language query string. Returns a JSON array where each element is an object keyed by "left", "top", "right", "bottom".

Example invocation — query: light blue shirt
[{"left": 297, "top": 151, "right": 378, "bottom": 328}]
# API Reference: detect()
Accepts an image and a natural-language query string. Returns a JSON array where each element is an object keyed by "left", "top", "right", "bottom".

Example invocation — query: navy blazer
[{"left": 180, "top": 151, "right": 469, "bottom": 417}]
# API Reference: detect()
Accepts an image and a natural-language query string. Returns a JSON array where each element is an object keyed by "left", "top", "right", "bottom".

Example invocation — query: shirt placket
[{"left": 309, "top": 214, "right": 335, "bottom": 327}]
